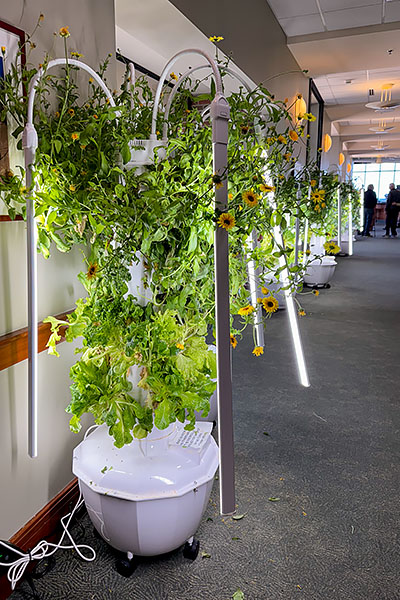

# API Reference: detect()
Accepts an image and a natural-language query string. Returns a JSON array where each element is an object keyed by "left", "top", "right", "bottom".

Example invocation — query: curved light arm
[
  {"left": 23, "top": 59, "right": 115, "bottom": 459},
  {"left": 150, "top": 49, "right": 222, "bottom": 139}
]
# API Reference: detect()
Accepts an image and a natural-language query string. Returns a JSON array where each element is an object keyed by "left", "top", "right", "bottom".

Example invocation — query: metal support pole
[
  {"left": 211, "top": 93, "right": 235, "bottom": 516},
  {"left": 348, "top": 197, "right": 353, "bottom": 256},
  {"left": 302, "top": 219, "right": 309, "bottom": 267},
  {"left": 294, "top": 182, "right": 301, "bottom": 268}
]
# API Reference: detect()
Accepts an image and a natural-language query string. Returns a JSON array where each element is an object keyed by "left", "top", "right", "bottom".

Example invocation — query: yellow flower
[
  {"left": 93, "top": 114, "right": 98, "bottom": 119},
  {"left": 252, "top": 346, "right": 264, "bottom": 357},
  {"left": 1, "top": 46, "right": 5, "bottom": 53},
  {"left": 68, "top": 108, "right": 75, "bottom": 116},
  {"left": 86, "top": 262, "right": 98, "bottom": 280},
  {"left": 176, "top": 342, "right": 184, "bottom": 350},
  {"left": 71, "top": 51, "right": 83, "bottom": 58},
  {"left": 279, "top": 174, "right": 285, "bottom": 180},
  {"left": 257, "top": 297, "right": 263, "bottom": 303},
  {"left": 298, "top": 309, "right": 306, "bottom": 317},
  {"left": 242, "top": 190, "right": 259, "bottom": 207},
  {"left": 283, "top": 153, "right": 291, "bottom": 161},
  {"left": 306, "top": 249, "right": 310, "bottom": 255},
  {"left": 312, "top": 290, "right": 320, "bottom": 296},
  {"left": 297, "top": 94, "right": 303, "bottom": 99},
  {"left": 310, "top": 179, "right": 316, "bottom": 187},
  {"left": 212, "top": 173, "right": 223, "bottom": 189},
  {"left": 230, "top": 334, "right": 237, "bottom": 349},
  {"left": 71, "top": 132, "right": 79, "bottom": 141},
  {"left": 209, "top": 35, "right": 224, "bottom": 42},
  {"left": 217, "top": 212, "right": 236, "bottom": 231},
  {"left": 89, "top": 77, "right": 94, "bottom": 84},
  {"left": 289, "top": 130, "right": 299, "bottom": 142},
  {"left": 170, "top": 72, "right": 178, "bottom": 81},
  {"left": 311, "top": 190, "right": 325, "bottom": 203},
  {"left": 228, "top": 193, "right": 233, "bottom": 200},
  {"left": 261, "top": 286, "right": 269, "bottom": 295},
  {"left": 55, "top": 111, "right": 60, "bottom": 118},
  {"left": 266, "top": 137, "right": 275, "bottom": 144},
  {"left": 238, "top": 305, "right": 255, "bottom": 316},
  {"left": 240, "top": 124, "right": 250, "bottom": 134},
  {"left": 59, "top": 26, "right": 70, "bottom": 38},
  {"left": 324, "top": 241, "right": 340, "bottom": 255},
  {"left": 39, "top": 13, "right": 45, "bottom": 21},
  {"left": 259, "top": 184, "right": 275, "bottom": 193},
  {"left": 262, "top": 296, "right": 279, "bottom": 313},
  {"left": 69, "top": 184, "right": 76, "bottom": 192},
  {"left": 304, "top": 112, "right": 316, "bottom": 122},
  {"left": 278, "top": 135, "right": 287, "bottom": 144},
  {"left": 321, "top": 202, "right": 326, "bottom": 208}
]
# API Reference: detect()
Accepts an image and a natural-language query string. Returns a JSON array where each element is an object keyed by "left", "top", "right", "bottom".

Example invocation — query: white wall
[{"left": 0, "top": 0, "right": 115, "bottom": 538}]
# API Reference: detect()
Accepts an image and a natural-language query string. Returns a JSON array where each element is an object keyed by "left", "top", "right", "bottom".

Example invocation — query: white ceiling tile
[
  {"left": 267, "top": 0, "right": 319, "bottom": 19},
  {"left": 324, "top": 5, "right": 382, "bottom": 30},
  {"left": 319, "top": 0, "right": 380, "bottom": 10},
  {"left": 384, "top": 2, "right": 400, "bottom": 23},
  {"left": 279, "top": 14, "right": 325, "bottom": 36}
]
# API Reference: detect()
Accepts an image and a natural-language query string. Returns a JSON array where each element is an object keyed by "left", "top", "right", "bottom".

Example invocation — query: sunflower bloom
[
  {"left": 289, "top": 130, "right": 299, "bottom": 142},
  {"left": 228, "top": 193, "right": 233, "bottom": 200},
  {"left": 278, "top": 135, "right": 287, "bottom": 144},
  {"left": 1, "top": 46, "right": 5, "bottom": 53},
  {"left": 86, "top": 262, "right": 98, "bottom": 280},
  {"left": 283, "top": 153, "right": 291, "bottom": 161},
  {"left": 310, "top": 179, "right": 317, "bottom": 187},
  {"left": 298, "top": 309, "right": 306, "bottom": 317},
  {"left": 170, "top": 72, "right": 178, "bottom": 81},
  {"left": 218, "top": 212, "right": 235, "bottom": 231},
  {"left": 313, "top": 290, "right": 320, "bottom": 296},
  {"left": 324, "top": 241, "right": 340, "bottom": 255},
  {"left": 262, "top": 296, "right": 279, "bottom": 313},
  {"left": 176, "top": 342, "right": 184, "bottom": 350},
  {"left": 260, "top": 184, "right": 275, "bottom": 193},
  {"left": 69, "top": 184, "right": 76, "bottom": 192},
  {"left": 59, "top": 26, "right": 70, "bottom": 37},
  {"left": 252, "top": 346, "right": 264, "bottom": 357},
  {"left": 261, "top": 286, "right": 269, "bottom": 295},
  {"left": 71, "top": 132, "right": 79, "bottom": 141},
  {"left": 238, "top": 305, "right": 255, "bottom": 316},
  {"left": 230, "top": 334, "right": 237, "bottom": 349},
  {"left": 68, "top": 108, "right": 75, "bottom": 116},
  {"left": 212, "top": 173, "right": 223, "bottom": 189},
  {"left": 242, "top": 190, "right": 259, "bottom": 207}
]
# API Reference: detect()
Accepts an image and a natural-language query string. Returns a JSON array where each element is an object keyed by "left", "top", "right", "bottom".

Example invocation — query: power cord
[{"left": 0, "top": 492, "right": 96, "bottom": 591}]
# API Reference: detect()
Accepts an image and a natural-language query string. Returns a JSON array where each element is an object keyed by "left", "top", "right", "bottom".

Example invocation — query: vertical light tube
[
  {"left": 211, "top": 93, "right": 236, "bottom": 515},
  {"left": 337, "top": 188, "right": 342, "bottom": 248},
  {"left": 273, "top": 221, "right": 310, "bottom": 388},
  {"left": 246, "top": 230, "right": 264, "bottom": 347},
  {"left": 294, "top": 182, "right": 301, "bottom": 268},
  {"left": 348, "top": 198, "right": 353, "bottom": 256},
  {"left": 302, "top": 218, "right": 309, "bottom": 266},
  {"left": 24, "top": 59, "right": 116, "bottom": 458}
]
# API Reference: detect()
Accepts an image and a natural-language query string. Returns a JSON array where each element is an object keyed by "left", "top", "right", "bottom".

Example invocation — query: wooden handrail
[{"left": 0, "top": 311, "right": 70, "bottom": 371}]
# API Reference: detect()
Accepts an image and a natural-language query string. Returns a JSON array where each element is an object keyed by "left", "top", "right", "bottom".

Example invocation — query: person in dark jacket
[
  {"left": 362, "top": 184, "right": 377, "bottom": 237},
  {"left": 384, "top": 183, "right": 400, "bottom": 237}
]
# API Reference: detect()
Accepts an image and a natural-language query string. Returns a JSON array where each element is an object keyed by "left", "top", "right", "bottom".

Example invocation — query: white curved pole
[
  {"left": 150, "top": 49, "right": 222, "bottom": 139},
  {"left": 23, "top": 59, "right": 115, "bottom": 458},
  {"left": 155, "top": 50, "right": 234, "bottom": 515}
]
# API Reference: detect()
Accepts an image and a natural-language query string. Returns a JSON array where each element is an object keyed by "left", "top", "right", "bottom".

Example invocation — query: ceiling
[{"left": 267, "top": 0, "right": 400, "bottom": 160}]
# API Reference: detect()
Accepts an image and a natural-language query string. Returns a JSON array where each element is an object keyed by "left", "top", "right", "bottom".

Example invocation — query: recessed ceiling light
[
  {"left": 369, "top": 125, "right": 395, "bottom": 132},
  {"left": 365, "top": 100, "right": 400, "bottom": 110}
]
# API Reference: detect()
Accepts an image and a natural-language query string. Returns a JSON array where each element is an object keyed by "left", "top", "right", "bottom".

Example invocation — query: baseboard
[{"left": 0, "top": 478, "right": 80, "bottom": 600}]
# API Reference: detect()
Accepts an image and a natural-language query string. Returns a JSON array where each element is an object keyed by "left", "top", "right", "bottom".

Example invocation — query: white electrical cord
[{"left": 0, "top": 492, "right": 96, "bottom": 590}]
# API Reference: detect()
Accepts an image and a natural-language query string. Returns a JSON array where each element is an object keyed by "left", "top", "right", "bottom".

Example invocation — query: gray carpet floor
[{"left": 10, "top": 233, "right": 400, "bottom": 600}]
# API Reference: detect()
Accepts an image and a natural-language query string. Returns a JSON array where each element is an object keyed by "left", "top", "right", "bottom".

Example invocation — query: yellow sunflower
[
  {"left": 238, "top": 305, "right": 255, "bottom": 316},
  {"left": 261, "top": 286, "right": 269, "bottom": 295},
  {"left": 242, "top": 190, "right": 259, "bottom": 207},
  {"left": 68, "top": 108, "right": 75, "bottom": 116},
  {"left": 260, "top": 184, "right": 275, "bottom": 193},
  {"left": 312, "top": 290, "right": 319, "bottom": 296},
  {"left": 324, "top": 241, "right": 340, "bottom": 255},
  {"left": 86, "top": 262, "right": 98, "bottom": 280},
  {"left": 170, "top": 72, "right": 178, "bottom": 81},
  {"left": 212, "top": 173, "right": 223, "bottom": 189},
  {"left": 288, "top": 130, "right": 299, "bottom": 142},
  {"left": 71, "top": 132, "right": 79, "bottom": 141},
  {"left": 262, "top": 296, "right": 279, "bottom": 313},
  {"left": 298, "top": 309, "right": 306, "bottom": 317},
  {"left": 176, "top": 342, "right": 184, "bottom": 350},
  {"left": 310, "top": 179, "right": 317, "bottom": 187},
  {"left": 217, "top": 212, "right": 236, "bottom": 231},
  {"left": 252, "top": 346, "right": 264, "bottom": 357},
  {"left": 278, "top": 135, "right": 287, "bottom": 144},
  {"left": 230, "top": 334, "right": 238, "bottom": 349},
  {"left": 59, "top": 26, "right": 70, "bottom": 38}
]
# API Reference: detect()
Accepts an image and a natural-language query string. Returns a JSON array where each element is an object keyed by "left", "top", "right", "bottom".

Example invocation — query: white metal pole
[
  {"left": 348, "top": 197, "right": 353, "bottom": 255},
  {"left": 24, "top": 59, "right": 116, "bottom": 458},
  {"left": 294, "top": 182, "right": 301, "bottom": 268},
  {"left": 246, "top": 230, "right": 264, "bottom": 347},
  {"left": 337, "top": 188, "right": 342, "bottom": 248}
]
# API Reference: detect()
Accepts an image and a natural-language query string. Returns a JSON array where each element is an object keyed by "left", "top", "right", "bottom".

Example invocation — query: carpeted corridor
[{"left": 10, "top": 234, "right": 400, "bottom": 600}]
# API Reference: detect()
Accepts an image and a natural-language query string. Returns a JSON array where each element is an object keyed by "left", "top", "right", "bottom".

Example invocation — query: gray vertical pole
[
  {"left": 210, "top": 92, "right": 235, "bottom": 516},
  {"left": 337, "top": 188, "right": 342, "bottom": 248},
  {"left": 247, "top": 230, "right": 264, "bottom": 348},
  {"left": 23, "top": 125, "right": 39, "bottom": 458}
]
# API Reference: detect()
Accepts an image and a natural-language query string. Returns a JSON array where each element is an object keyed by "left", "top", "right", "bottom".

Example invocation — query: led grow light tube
[
  {"left": 152, "top": 50, "right": 235, "bottom": 515},
  {"left": 337, "top": 187, "right": 342, "bottom": 249},
  {"left": 24, "top": 59, "right": 116, "bottom": 458},
  {"left": 348, "top": 198, "right": 353, "bottom": 256}
]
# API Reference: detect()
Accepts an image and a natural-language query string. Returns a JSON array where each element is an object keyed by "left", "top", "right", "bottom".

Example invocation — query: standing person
[
  {"left": 362, "top": 184, "right": 377, "bottom": 236},
  {"left": 384, "top": 183, "right": 400, "bottom": 238}
]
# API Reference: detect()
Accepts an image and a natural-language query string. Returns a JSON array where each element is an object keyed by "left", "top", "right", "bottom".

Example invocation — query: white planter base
[
  {"left": 303, "top": 257, "right": 337, "bottom": 286},
  {"left": 73, "top": 421, "right": 218, "bottom": 557}
]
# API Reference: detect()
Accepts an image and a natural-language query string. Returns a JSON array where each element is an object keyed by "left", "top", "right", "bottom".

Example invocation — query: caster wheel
[
  {"left": 325, "top": 283, "right": 331, "bottom": 289},
  {"left": 183, "top": 538, "right": 200, "bottom": 560},
  {"left": 115, "top": 556, "right": 137, "bottom": 577}
]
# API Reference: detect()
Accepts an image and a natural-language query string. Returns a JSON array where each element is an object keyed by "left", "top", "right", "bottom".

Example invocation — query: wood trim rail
[
  {"left": 0, "top": 478, "right": 80, "bottom": 600},
  {"left": 0, "top": 311, "right": 70, "bottom": 371},
  {"left": 0, "top": 215, "right": 24, "bottom": 221}
]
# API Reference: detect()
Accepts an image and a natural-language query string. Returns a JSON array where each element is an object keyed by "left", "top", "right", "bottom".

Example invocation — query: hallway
[{"left": 10, "top": 237, "right": 400, "bottom": 599}]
